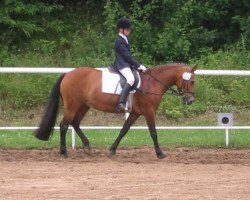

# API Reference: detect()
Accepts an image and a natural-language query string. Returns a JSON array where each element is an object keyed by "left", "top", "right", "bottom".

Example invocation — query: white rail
[
  {"left": 1, "top": 126, "right": 250, "bottom": 148},
  {"left": 0, "top": 67, "right": 74, "bottom": 73},
  {"left": 195, "top": 69, "right": 250, "bottom": 76},
  {"left": 0, "top": 67, "right": 250, "bottom": 76}
]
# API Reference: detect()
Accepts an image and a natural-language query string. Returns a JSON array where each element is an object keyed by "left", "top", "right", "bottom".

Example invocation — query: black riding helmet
[{"left": 116, "top": 17, "right": 131, "bottom": 29}]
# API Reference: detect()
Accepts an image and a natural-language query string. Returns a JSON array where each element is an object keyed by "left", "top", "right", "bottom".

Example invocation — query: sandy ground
[{"left": 0, "top": 147, "right": 250, "bottom": 200}]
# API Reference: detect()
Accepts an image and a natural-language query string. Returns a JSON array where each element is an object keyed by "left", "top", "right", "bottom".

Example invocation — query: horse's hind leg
[
  {"left": 71, "top": 105, "right": 91, "bottom": 154},
  {"left": 59, "top": 105, "right": 80, "bottom": 157},
  {"left": 59, "top": 117, "right": 70, "bottom": 157}
]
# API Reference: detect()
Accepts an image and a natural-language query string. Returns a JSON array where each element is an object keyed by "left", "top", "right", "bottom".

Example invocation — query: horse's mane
[{"left": 149, "top": 63, "right": 189, "bottom": 72}]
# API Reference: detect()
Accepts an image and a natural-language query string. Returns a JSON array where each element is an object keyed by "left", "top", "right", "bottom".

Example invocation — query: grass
[{"left": 0, "top": 129, "right": 250, "bottom": 149}]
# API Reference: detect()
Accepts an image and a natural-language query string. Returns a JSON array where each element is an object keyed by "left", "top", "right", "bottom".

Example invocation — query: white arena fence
[
  {"left": 0, "top": 67, "right": 250, "bottom": 148},
  {"left": 0, "top": 126, "right": 250, "bottom": 148},
  {"left": 1, "top": 67, "right": 250, "bottom": 76}
]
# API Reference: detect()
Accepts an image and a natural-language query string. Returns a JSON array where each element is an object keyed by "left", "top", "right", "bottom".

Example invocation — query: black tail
[{"left": 34, "top": 74, "right": 65, "bottom": 141}]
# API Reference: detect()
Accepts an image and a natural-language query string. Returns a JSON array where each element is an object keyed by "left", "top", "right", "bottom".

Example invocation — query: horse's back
[
  {"left": 64, "top": 67, "right": 99, "bottom": 79},
  {"left": 62, "top": 66, "right": 100, "bottom": 83}
]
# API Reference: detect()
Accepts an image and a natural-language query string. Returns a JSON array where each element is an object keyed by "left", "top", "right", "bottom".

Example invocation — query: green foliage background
[{"left": 0, "top": 0, "right": 249, "bottom": 119}]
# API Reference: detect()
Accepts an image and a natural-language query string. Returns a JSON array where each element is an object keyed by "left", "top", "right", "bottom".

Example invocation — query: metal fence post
[
  {"left": 225, "top": 128, "right": 230, "bottom": 147},
  {"left": 71, "top": 127, "right": 76, "bottom": 149}
]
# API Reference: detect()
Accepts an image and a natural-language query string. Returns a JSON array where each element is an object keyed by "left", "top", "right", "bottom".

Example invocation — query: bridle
[
  {"left": 179, "top": 78, "right": 195, "bottom": 96},
  {"left": 138, "top": 70, "right": 194, "bottom": 97}
]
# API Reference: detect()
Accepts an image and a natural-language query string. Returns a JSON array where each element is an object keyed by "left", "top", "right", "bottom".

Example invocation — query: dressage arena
[
  {"left": 0, "top": 68, "right": 249, "bottom": 199},
  {"left": 0, "top": 147, "right": 250, "bottom": 199}
]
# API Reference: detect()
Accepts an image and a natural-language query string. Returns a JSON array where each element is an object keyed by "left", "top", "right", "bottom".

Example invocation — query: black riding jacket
[{"left": 113, "top": 35, "right": 140, "bottom": 70}]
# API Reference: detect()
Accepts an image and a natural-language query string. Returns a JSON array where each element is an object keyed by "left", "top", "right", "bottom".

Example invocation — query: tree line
[
  {"left": 0, "top": 0, "right": 249, "bottom": 63},
  {"left": 0, "top": 0, "right": 249, "bottom": 117}
]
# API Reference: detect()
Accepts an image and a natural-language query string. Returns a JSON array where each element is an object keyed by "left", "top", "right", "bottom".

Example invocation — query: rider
[{"left": 114, "top": 17, "right": 147, "bottom": 112}]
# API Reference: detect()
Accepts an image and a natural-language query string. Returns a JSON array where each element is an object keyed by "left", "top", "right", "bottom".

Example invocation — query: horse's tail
[{"left": 34, "top": 74, "right": 65, "bottom": 141}]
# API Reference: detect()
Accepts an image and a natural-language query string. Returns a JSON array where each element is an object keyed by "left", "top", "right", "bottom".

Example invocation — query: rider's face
[
  {"left": 120, "top": 28, "right": 131, "bottom": 37},
  {"left": 124, "top": 28, "right": 131, "bottom": 36}
]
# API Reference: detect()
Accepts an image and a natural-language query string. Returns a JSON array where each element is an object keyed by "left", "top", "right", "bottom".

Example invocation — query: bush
[{"left": 0, "top": 0, "right": 249, "bottom": 119}]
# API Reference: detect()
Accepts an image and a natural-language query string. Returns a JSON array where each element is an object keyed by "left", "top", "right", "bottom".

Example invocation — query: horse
[{"left": 34, "top": 63, "right": 196, "bottom": 159}]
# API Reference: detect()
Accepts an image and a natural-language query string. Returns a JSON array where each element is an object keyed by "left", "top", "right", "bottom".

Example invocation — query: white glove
[{"left": 138, "top": 65, "right": 147, "bottom": 72}]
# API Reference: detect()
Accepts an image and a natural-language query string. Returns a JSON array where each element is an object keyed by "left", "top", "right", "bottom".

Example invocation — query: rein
[
  {"left": 138, "top": 71, "right": 181, "bottom": 96},
  {"left": 138, "top": 70, "right": 193, "bottom": 97}
]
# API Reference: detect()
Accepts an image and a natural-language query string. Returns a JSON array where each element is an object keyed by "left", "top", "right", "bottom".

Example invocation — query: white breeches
[{"left": 119, "top": 67, "right": 135, "bottom": 86}]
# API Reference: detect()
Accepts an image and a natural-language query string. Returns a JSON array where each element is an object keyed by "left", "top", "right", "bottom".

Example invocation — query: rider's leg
[{"left": 116, "top": 67, "right": 135, "bottom": 112}]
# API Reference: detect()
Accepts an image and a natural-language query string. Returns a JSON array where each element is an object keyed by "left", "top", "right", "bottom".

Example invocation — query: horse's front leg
[
  {"left": 145, "top": 113, "right": 166, "bottom": 159},
  {"left": 109, "top": 113, "right": 139, "bottom": 156}
]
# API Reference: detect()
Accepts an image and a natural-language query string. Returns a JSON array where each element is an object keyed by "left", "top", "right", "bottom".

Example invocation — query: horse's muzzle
[{"left": 182, "top": 95, "right": 195, "bottom": 105}]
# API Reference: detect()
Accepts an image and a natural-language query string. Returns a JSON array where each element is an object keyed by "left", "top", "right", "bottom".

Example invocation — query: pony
[{"left": 34, "top": 63, "right": 196, "bottom": 159}]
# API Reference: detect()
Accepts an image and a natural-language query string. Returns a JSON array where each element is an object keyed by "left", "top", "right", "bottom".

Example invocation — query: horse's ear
[{"left": 191, "top": 64, "right": 198, "bottom": 72}]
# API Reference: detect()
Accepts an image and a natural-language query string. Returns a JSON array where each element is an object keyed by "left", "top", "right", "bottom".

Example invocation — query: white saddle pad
[{"left": 96, "top": 68, "right": 141, "bottom": 95}]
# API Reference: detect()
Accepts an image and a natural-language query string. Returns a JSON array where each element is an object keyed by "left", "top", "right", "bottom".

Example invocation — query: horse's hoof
[
  {"left": 157, "top": 153, "right": 167, "bottom": 159},
  {"left": 60, "top": 149, "right": 68, "bottom": 158},
  {"left": 108, "top": 150, "right": 116, "bottom": 158},
  {"left": 83, "top": 145, "right": 92, "bottom": 155},
  {"left": 60, "top": 152, "right": 68, "bottom": 158}
]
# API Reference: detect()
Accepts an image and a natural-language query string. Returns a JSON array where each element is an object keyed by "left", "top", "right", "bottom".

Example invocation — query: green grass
[{"left": 0, "top": 129, "right": 250, "bottom": 149}]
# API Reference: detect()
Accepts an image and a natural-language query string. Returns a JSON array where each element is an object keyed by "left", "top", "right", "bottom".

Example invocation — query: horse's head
[{"left": 175, "top": 64, "right": 197, "bottom": 105}]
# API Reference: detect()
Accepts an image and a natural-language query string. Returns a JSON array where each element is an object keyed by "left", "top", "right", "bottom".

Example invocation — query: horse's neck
[{"left": 150, "top": 67, "right": 177, "bottom": 92}]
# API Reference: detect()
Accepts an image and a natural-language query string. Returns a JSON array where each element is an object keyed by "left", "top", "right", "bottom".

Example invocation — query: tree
[{"left": 0, "top": 0, "right": 63, "bottom": 49}]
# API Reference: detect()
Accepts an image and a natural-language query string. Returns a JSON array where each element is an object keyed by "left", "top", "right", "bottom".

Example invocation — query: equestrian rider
[{"left": 113, "top": 17, "right": 147, "bottom": 112}]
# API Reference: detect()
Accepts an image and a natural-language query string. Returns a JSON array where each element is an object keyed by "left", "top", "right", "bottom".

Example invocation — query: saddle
[
  {"left": 97, "top": 67, "right": 141, "bottom": 96},
  {"left": 97, "top": 67, "right": 141, "bottom": 113},
  {"left": 108, "top": 65, "right": 140, "bottom": 91}
]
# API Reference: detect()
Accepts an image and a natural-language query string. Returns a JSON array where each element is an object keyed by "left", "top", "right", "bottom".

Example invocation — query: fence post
[
  {"left": 71, "top": 127, "right": 76, "bottom": 149},
  {"left": 225, "top": 128, "right": 230, "bottom": 147}
]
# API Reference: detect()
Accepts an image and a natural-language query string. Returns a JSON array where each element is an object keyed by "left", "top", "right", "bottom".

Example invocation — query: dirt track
[{"left": 0, "top": 147, "right": 250, "bottom": 200}]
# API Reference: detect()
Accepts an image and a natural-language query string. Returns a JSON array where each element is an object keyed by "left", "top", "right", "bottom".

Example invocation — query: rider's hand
[{"left": 138, "top": 65, "right": 147, "bottom": 72}]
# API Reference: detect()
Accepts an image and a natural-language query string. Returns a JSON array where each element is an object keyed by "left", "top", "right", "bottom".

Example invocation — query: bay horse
[{"left": 35, "top": 63, "right": 196, "bottom": 159}]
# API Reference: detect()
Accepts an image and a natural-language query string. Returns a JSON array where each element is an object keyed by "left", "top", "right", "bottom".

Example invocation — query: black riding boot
[{"left": 116, "top": 83, "right": 132, "bottom": 112}]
